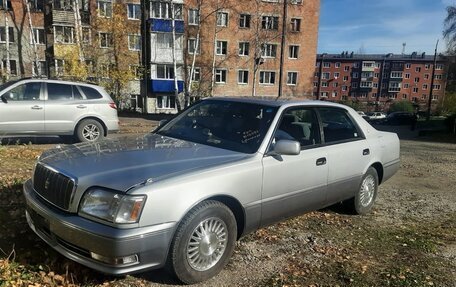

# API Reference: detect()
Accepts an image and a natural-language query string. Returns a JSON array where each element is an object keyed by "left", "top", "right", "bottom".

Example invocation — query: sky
[{"left": 317, "top": 0, "right": 454, "bottom": 55}]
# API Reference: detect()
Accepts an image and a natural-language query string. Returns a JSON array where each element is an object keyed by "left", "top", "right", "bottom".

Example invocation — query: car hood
[{"left": 38, "top": 134, "right": 249, "bottom": 191}]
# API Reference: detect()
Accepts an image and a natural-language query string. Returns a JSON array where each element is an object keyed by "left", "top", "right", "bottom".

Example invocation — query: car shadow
[{"left": 0, "top": 136, "right": 71, "bottom": 145}]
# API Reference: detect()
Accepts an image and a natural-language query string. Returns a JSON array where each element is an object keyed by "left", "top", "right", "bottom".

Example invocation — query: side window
[
  {"left": 79, "top": 86, "right": 103, "bottom": 99},
  {"left": 47, "top": 83, "right": 73, "bottom": 100},
  {"left": 73, "top": 85, "right": 83, "bottom": 100},
  {"left": 4, "top": 82, "right": 41, "bottom": 101},
  {"left": 318, "top": 108, "right": 360, "bottom": 143},
  {"left": 274, "top": 108, "right": 321, "bottom": 148}
]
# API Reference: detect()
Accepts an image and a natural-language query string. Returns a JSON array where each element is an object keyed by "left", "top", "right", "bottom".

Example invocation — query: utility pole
[
  {"left": 141, "top": 0, "right": 150, "bottom": 113},
  {"left": 4, "top": 0, "right": 10, "bottom": 80},
  {"left": 277, "top": 0, "right": 287, "bottom": 99},
  {"left": 426, "top": 40, "right": 439, "bottom": 121}
]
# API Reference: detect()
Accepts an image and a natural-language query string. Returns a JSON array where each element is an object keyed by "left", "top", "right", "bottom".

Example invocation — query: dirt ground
[{"left": 0, "top": 118, "right": 455, "bottom": 287}]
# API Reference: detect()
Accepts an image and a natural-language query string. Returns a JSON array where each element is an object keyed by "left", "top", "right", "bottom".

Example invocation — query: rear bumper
[
  {"left": 106, "top": 119, "right": 120, "bottom": 134},
  {"left": 382, "top": 159, "right": 400, "bottom": 183},
  {"left": 23, "top": 179, "right": 174, "bottom": 275}
]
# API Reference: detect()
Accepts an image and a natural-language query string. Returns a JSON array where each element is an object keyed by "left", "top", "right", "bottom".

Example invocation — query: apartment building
[
  {"left": 313, "top": 52, "right": 447, "bottom": 112},
  {"left": 144, "top": 0, "right": 320, "bottom": 113}
]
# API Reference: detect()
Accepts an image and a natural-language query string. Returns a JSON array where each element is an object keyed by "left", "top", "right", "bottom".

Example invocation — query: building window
[
  {"left": 435, "top": 64, "right": 443, "bottom": 70},
  {"left": 30, "top": 28, "right": 45, "bottom": 44},
  {"left": 321, "top": 82, "right": 328, "bottom": 87},
  {"left": 424, "top": 64, "right": 430, "bottom": 70},
  {"left": 290, "top": 18, "right": 301, "bottom": 32},
  {"left": 360, "top": 81, "right": 373, "bottom": 88},
  {"left": 389, "top": 82, "right": 401, "bottom": 92},
  {"left": 239, "top": 42, "right": 249, "bottom": 56},
  {"left": 322, "top": 72, "right": 330, "bottom": 80},
  {"left": 187, "top": 38, "right": 200, "bottom": 54},
  {"left": 157, "top": 96, "right": 176, "bottom": 109},
  {"left": 415, "top": 66, "right": 421, "bottom": 72},
  {"left": 54, "top": 26, "right": 74, "bottom": 44},
  {"left": 53, "top": 0, "right": 71, "bottom": 10},
  {"left": 403, "top": 83, "right": 409, "bottom": 88},
  {"left": 290, "top": 0, "right": 302, "bottom": 3},
  {"left": 98, "top": 0, "right": 112, "bottom": 17},
  {"left": 216, "top": 40, "right": 227, "bottom": 55},
  {"left": 216, "top": 12, "right": 228, "bottom": 26},
  {"left": 261, "top": 43, "right": 277, "bottom": 58},
  {"left": 287, "top": 72, "right": 298, "bottom": 85},
  {"left": 422, "top": 84, "right": 428, "bottom": 90},
  {"left": 405, "top": 63, "right": 411, "bottom": 69},
  {"left": 375, "top": 62, "right": 381, "bottom": 68},
  {"left": 1, "top": 60, "right": 17, "bottom": 75},
  {"left": 215, "top": 69, "right": 227, "bottom": 83},
  {"left": 261, "top": 16, "right": 279, "bottom": 30},
  {"left": 413, "top": 87, "right": 418, "bottom": 93},
  {"left": 433, "top": 84, "right": 441, "bottom": 90},
  {"left": 353, "top": 62, "right": 359, "bottom": 68},
  {"left": 373, "top": 83, "right": 378, "bottom": 88},
  {"left": 335, "top": 62, "right": 341, "bottom": 68},
  {"left": 402, "top": 94, "right": 407, "bottom": 99},
  {"left": 405, "top": 73, "right": 410, "bottom": 79},
  {"left": 321, "top": 92, "right": 328, "bottom": 98},
  {"left": 414, "top": 77, "right": 419, "bottom": 83},
  {"left": 389, "top": 94, "right": 397, "bottom": 99},
  {"left": 191, "top": 67, "right": 200, "bottom": 82},
  {"left": 372, "top": 93, "right": 377, "bottom": 98},
  {"left": 331, "top": 91, "right": 337, "bottom": 97},
  {"left": 323, "top": 62, "right": 330, "bottom": 68},
  {"left": 32, "top": 60, "right": 47, "bottom": 76},
  {"left": 259, "top": 71, "right": 276, "bottom": 84},
  {"left": 343, "top": 76, "right": 348, "bottom": 81},
  {"left": 157, "top": 33, "right": 172, "bottom": 48},
  {"left": 128, "top": 34, "right": 141, "bottom": 51},
  {"left": 82, "top": 28, "right": 91, "bottom": 44},
  {"left": 151, "top": 2, "right": 183, "bottom": 19},
  {"left": 352, "top": 72, "right": 358, "bottom": 78},
  {"left": 188, "top": 9, "right": 199, "bottom": 25},
  {"left": 313, "top": 82, "right": 318, "bottom": 87},
  {"left": 421, "top": 94, "right": 427, "bottom": 100},
  {"left": 99, "top": 32, "right": 112, "bottom": 48},
  {"left": 239, "top": 14, "right": 251, "bottom": 28},
  {"left": 333, "top": 82, "right": 338, "bottom": 87},
  {"left": 424, "top": 74, "right": 430, "bottom": 80},
  {"left": 334, "top": 72, "right": 340, "bottom": 78},
  {"left": 314, "top": 72, "right": 319, "bottom": 77},
  {"left": 434, "top": 74, "right": 443, "bottom": 80},
  {"left": 390, "top": 72, "right": 402, "bottom": 78},
  {"left": 0, "top": 27, "right": 14, "bottom": 43},
  {"left": 127, "top": 3, "right": 140, "bottom": 20},
  {"left": 351, "top": 82, "right": 358, "bottom": 88},
  {"left": 288, "top": 45, "right": 299, "bottom": 59},
  {"left": 238, "top": 70, "right": 249, "bottom": 84},
  {"left": 342, "top": 85, "right": 347, "bottom": 91},
  {"left": 55, "top": 59, "right": 65, "bottom": 76},
  {"left": 374, "top": 72, "right": 379, "bottom": 78},
  {"left": 129, "top": 65, "right": 141, "bottom": 79},
  {"left": 157, "top": 64, "right": 174, "bottom": 79}
]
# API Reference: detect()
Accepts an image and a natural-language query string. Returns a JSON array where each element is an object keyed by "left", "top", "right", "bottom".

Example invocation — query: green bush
[{"left": 389, "top": 101, "right": 414, "bottom": 113}]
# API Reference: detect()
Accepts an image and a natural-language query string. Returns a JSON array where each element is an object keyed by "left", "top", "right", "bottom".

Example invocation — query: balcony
[
  {"left": 52, "top": 9, "right": 75, "bottom": 24},
  {"left": 390, "top": 61, "right": 404, "bottom": 71},
  {"left": 150, "top": 19, "right": 184, "bottom": 33},
  {"left": 151, "top": 79, "right": 184, "bottom": 93},
  {"left": 359, "top": 81, "right": 373, "bottom": 91},
  {"left": 362, "top": 61, "right": 375, "bottom": 72}
]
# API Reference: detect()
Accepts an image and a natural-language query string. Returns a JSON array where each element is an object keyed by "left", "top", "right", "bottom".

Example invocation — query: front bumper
[{"left": 23, "top": 179, "right": 175, "bottom": 275}]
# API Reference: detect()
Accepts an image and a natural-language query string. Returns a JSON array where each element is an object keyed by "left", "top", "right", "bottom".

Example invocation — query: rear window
[
  {"left": 79, "top": 86, "right": 103, "bottom": 99},
  {"left": 318, "top": 108, "right": 361, "bottom": 143}
]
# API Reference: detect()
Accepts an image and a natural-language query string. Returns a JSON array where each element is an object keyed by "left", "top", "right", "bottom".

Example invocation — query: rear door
[
  {"left": 0, "top": 81, "right": 44, "bottom": 134},
  {"left": 44, "top": 82, "right": 88, "bottom": 134},
  {"left": 317, "top": 107, "right": 371, "bottom": 204}
]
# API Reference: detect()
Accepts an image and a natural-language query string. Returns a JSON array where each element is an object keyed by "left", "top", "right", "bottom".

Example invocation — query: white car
[
  {"left": 367, "top": 112, "right": 387, "bottom": 120},
  {"left": 0, "top": 78, "right": 119, "bottom": 142}
]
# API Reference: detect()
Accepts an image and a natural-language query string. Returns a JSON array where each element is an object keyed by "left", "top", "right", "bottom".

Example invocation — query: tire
[
  {"left": 76, "top": 119, "right": 104, "bottom": 142},
  {"left": 350, "top": 167, "right": 379, "bottom": 215},
  {"left": 167, "top": 200, "right": 237, "bottom": 284}
]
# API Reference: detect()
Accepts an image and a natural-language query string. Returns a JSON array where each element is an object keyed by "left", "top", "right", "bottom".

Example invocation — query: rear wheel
[
  {"left": 167, "top": 200, "right": 237, "bottom": 284},
  {"left": 76, "top": 119, "right": 104, "bottom": 142},
  {"left": 349, "top": 167, "right": 379, "bottom": 215}
]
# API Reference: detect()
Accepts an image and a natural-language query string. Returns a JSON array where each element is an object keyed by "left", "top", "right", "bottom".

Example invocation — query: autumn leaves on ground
[{"left": 0, "top": 128, "right": 455, "bottom": 286}]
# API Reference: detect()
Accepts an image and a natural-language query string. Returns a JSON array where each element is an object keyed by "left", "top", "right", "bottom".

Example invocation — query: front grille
[{"left": 33, "top": 163, "right": 75, "bottom": 210}]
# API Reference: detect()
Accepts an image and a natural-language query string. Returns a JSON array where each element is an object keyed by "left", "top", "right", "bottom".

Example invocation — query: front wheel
[
  {"left": 167, "top": 200, "right": 237, "bottom": 284},
  {"left": 76, "top": 119, "right": 104, "bottom": 142},
  {"left": 350, "top": 167, "right": 379, "bottom": 215}
]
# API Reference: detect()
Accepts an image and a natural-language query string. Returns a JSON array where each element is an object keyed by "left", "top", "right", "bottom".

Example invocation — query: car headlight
[{"left": 79, "top": 189, "right": 146, "bottom": 224}]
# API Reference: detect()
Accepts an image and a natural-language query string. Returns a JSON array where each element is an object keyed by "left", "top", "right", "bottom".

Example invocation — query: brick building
[
  {"left": 144, "top": 0, "right": 320, "bottom": 113},
  {"left": 313, "top": 52, "right": 447, "bottom": 112}
]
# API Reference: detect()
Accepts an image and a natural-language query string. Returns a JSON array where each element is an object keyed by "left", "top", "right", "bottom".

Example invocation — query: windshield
[
  {"left": 0, "top": 80, "right": 21, "bottom": 92},
  {"left": 156, "top": 100, "right": 278, "bottom": 154}
]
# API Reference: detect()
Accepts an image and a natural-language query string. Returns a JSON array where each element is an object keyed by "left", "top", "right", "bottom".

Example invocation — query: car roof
[
  {"left": 204, "top": 97, "right": 351, "bottom": 110},
  {"left": 9, "top": 77, "right": 102, "bottom": 89}
]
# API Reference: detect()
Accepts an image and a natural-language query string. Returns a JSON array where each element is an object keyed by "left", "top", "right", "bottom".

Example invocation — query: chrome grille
[{"left": 33, "top": 163, "right": 75, "bottom": 210}]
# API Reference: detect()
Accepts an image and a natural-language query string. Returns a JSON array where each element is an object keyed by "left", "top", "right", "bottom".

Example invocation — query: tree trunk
[
  {"left": 171, "top": 2, "right": 181, "bottom": 111},
  {"left": 24, "top": 0, "right": 40, "bottom": 77},
  {"left": 73, "top": 0, "right": 85, "bottom": 62},
  {"left": 4, "top": 1, "right": 11, "bottom": 81}
]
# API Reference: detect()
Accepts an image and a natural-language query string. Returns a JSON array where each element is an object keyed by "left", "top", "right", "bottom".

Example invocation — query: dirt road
[{"left": 0, "top": 121, "right": 455, "bottom": 287}]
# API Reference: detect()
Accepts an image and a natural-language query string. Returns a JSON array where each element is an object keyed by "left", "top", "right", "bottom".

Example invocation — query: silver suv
[{"left": 0, "top": 78, "right": 119, "bottom": 142}]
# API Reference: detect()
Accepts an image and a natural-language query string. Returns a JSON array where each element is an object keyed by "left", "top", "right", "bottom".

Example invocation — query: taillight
[{"left": 109, "top": 102, "right": 117, "bottom": 109}]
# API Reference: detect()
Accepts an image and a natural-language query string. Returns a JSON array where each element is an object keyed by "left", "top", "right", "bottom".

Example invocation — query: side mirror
[
  {"left": 158, "top": 119, "right": 168, "bottom": 127},
  {"left": 0, "top": 94, "right": 7, "bottom": 103},
  {"left": 271, "top": 140, "right": 301, "bottom": 156}
]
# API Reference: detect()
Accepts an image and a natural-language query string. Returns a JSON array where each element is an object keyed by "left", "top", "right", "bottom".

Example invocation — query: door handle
[
  {"left": 363, "top": 148, "right": 370, "bottom": 155},
  {"left": 316, "top": 157, "right": 326, "bottom": 166},
  {"left": 76, "top": 105, "right": 87, "bottom": 109},
  {"left": 31, "top": 105, "right": 43, "bottom": 110}
]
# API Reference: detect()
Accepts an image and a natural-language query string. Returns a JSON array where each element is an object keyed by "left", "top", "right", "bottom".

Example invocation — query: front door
[
  {"left": 0, "top": 82, "right": 44, "bottom": 134},
  {"left": 261, "top": 107, "right": 327, "bottom": 227}
]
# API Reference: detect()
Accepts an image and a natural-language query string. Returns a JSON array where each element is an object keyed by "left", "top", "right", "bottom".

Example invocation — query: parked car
[
  {"left": 381, "top": 112, "right": 416, "bottom": 125},
  {"left": 24, "top": 98, "right": 400, "bottom": 284},
  {"left": 366, "top": 111, "right": 386, "bottom": 120},
  {"left": 357, "top": 111, "right": 366, "bottom": 116},
  {"left": 0, "top": 78, "right": 119, "bottom": 142}
]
